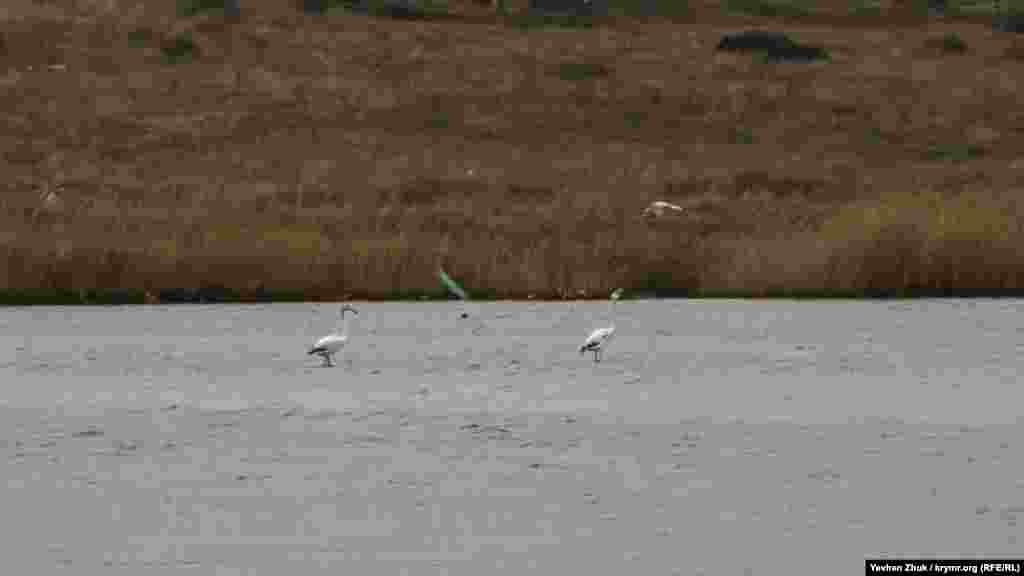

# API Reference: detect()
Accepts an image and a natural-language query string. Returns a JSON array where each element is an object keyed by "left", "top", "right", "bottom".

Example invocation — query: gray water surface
[
  {"left": 2, "top": 299, "right": 1022, "bottom": 424},
  {"left": 1, "top": 300, "right": 1023, "bottom": 574}
]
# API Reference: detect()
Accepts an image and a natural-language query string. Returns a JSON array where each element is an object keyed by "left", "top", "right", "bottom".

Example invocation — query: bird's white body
[
  {"left": 309, "top": 305, "right": 358, "bottom": 367},
  {"left": 642, "top": 200, "right": 684, "bottom": 218},
  {"left": 580, "top": 325, "right": 615, "bottom": 362},
  {"left": 311, "top": 333, "right": 347, "bottom": 355}
]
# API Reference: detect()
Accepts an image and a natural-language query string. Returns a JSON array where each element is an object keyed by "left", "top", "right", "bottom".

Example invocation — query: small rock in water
[
  {"left": 72, "top": 426, "right": 103, "bottom": 438},
  {"left": 115, "top": 439, "right": 139, "bottom": 453}
]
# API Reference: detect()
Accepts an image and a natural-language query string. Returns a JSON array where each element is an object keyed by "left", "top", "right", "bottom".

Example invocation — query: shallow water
[
  {"left": 2, "top": 299, "right": 1022, "bottom": 424},
  {"left": 1, "top": 300, "right": 1022, "bottom": 573}
]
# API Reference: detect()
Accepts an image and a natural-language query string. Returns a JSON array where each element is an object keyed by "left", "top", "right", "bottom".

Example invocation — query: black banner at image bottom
[{"left": 866, "top": 559, "right": 1023, "bottom": 575}]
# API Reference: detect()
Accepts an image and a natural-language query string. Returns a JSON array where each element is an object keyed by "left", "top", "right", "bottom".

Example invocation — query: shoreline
[{"left": 4, "top": 287, "right": 1024, "bottom": 306}]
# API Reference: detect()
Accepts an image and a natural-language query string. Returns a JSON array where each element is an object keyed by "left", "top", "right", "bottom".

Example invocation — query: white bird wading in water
[
  {"left": 579, "top": 288, "right": 622, "bottom": 363},
  {"left": 309, "top": 304, "right": 358, "bottom": 367}
]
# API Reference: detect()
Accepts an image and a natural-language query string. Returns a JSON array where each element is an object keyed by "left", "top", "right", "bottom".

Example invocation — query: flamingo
[
  {"left": 308, "top": 304, "right": 358, "bottom": 367},
  {"left": 579, "top": 288, "right": 622, "bottom": 363}
]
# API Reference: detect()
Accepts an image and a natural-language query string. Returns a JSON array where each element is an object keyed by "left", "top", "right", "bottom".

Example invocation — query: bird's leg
[{"left": 327, "top": 353, "right": 335, "bottom": 368}]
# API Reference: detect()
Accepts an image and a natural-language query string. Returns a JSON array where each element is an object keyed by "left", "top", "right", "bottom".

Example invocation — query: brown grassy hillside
[{"left": 2, "top": 0, "right": 1024, "bottom": 302}]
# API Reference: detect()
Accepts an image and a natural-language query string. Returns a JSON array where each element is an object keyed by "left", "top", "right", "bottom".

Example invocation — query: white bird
[
  {"left": 580, "top": 325, "right": 615, "bottom": 363},
  {"left": 642, "top": 200, "right": 684, "bottom": 218},
  {"left": 579, "top": 288, "right": 622, "bottom": 363},
  {"left": 308, "top": 304, "right": 358, "bottom": 367}
]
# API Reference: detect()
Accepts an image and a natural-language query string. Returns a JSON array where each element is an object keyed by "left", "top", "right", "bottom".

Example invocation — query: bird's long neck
[{"left": 340, "top": 312, "right": 350, "bottom": 337}]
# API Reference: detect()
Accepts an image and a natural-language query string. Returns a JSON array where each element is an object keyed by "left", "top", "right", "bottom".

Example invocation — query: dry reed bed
[{"left": 2, "top": 3, "right": 1024, "bottom": 300}]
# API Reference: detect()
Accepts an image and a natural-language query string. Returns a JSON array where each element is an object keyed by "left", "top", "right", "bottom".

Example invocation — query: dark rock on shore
[
  {"left": 528, "top": 0, "right": 603, "bottom": 17},
  {"left": 993, "top": 14, "right": 1024, "bottom": 33},
  {"left": 716, "top": 30, "right": 828, "bottom": 62}
]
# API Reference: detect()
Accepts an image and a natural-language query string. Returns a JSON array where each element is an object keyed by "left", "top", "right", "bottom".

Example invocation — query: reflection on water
[{"left": 1, "top": 300, "right": 1022, "bottom": 424}]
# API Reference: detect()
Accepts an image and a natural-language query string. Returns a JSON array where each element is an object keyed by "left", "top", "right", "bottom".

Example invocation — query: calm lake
[
  {"left": 1, "top": 300, "right": 1021, "bottom": 574},
  {"left": 2, "top": 300, "right": 1022, "bottom": 424}
]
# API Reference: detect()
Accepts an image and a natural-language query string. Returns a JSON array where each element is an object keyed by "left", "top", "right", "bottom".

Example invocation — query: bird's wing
[
  {"left": 580, "top": 333, "right": 598, "bottom": 350},
  {"left": 648, "top": 201, "right": 683, "bottom": 211},
  {"left": 312, "top": 334, "right": 344, "bottom": 350},
  {"left": 583, "top": 326, "right": 612, "bottom": 348},
  {"left": 653, "top": 201, "right": 683, "bottom": 210}
]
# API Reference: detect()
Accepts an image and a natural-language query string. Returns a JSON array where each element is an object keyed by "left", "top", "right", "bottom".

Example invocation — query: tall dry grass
[
  {"left": 2, "top": 177, "right": 705, "bottom": 300},
  {"left": 816, "top": 189, "right": 1024, "bottom": 296},
  {"left": 6, "top": 184, "right": 1023, "bottom": 300},
  {"left": 4, "top": 3, "right": 1024, "bottom": 301},
  {"left": 700, "top": 189, "right": 1024, "bottom": 297}
]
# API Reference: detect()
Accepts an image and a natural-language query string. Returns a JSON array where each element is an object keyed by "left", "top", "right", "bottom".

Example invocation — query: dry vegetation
[{"left": 2, "top": 0, "right": 1024, "bottom": 302}]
